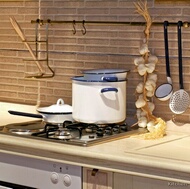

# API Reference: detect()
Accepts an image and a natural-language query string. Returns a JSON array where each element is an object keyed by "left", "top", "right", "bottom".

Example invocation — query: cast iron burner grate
[
  {"left": 31, "top": 121, "right": 129, "bottom": 140},
  {"left": 0, "top": 120, "right": 146, "bottom": 146}
]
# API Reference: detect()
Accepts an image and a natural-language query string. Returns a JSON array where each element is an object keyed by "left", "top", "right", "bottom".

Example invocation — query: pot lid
[
  {"left": 72, "top": 76, "right": 126, "bottom": 82},
  {"left": 81, "top": 68, "right": 130, "bottom": 75},
  {"left": 37, "top": 98, "right": 72, "bottom": 114}
]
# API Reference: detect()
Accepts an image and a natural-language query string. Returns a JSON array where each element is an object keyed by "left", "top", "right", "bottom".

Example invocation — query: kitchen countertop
[{"left": 1, "top": 102, "right": 190, "bottom": 183}]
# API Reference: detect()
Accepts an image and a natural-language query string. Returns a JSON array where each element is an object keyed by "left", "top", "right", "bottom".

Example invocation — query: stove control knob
[
  {"left": 63, "top": 174, "right": 71, "bottom": 187},
  {"left": 51, "top": 172, "right": 59, "bottom": 184}
]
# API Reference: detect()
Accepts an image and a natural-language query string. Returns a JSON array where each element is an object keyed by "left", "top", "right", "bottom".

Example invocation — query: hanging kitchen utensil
[
  {"left": 169, "top": 21, "right": 190, "bottom": 114},
  {"left": 9, "top": 16, "right": 45, "bottom": 77},
  {"left": 33, "top": 22, "right": 55, "bottom": 78},
  {"left": 8, "top": 99, "right": 73, "bottom": 124},
  {"left": 155, "top": 21, "right": 173, "bottom": 101}
]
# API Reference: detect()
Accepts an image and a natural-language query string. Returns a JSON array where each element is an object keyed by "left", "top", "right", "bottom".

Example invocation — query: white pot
[{"left": 72, "top": 77, "right": 127, "bottom": 124}]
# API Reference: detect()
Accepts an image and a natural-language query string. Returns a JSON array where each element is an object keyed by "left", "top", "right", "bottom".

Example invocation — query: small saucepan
[{"left": 8, "top": 98, "right": 73, "bottom": 124}]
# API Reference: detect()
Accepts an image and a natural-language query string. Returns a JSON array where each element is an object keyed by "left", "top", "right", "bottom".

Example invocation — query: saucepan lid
[{"left": 37, "top": 98, "right": 72, "bottom": 114}]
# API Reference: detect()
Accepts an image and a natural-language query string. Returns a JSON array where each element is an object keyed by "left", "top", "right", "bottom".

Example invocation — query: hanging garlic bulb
[
  {"left": 136, "top": 82, "right": 144, "bottom": 93},
  {"left": 139, "top": 43, "right": 149, "bottom": 55},
  {"left": 136, "top": 108, "right": 147, "bottom": 119},
  {"left": 147, "top": 73, "right": 157, "bottom": 82},
  {"left": 138, "top": 116, "right": 148, "bottom": 128},
  {"left": 135, "top": 94, "right": 146, "bottom": 108},
  {"left": 147, "top": 102, "right": 155, "bottom": 112},
  {"left": 134, "top": 57, "right": 145, "bottom": 66},
  {"left": 136, "top": 109, "right": 141, "bottom": 119},
  {"left": 137, "top": 63, "right": 147, "bottom": 76},
  {"left": 145, "top": 79, "right": 156, "bottom": 91},
  {"left": 148, "top": 55, "right": 158, "bottom": 64},
  {"left": 145, "top": 63, "right": 156, "bottom": 73},
  {"left": 146, "top": 90, "right": 154, "bottom": 97}
]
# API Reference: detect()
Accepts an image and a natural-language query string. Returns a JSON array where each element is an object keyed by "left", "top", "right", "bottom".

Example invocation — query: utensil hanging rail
[{"left": 31, "top": 19, "right": 190, "bottom": 27}]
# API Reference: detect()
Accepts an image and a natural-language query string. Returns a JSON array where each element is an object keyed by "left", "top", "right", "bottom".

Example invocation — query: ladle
[{"left": 155, "top": 21, "right": 173, "bottom": 101}]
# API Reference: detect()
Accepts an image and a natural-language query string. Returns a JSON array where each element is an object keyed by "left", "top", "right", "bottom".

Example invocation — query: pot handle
[
  {"left": 100, "top": 88, "right": 118, "bottom": 93},
  {"left": 57, "top": 98, "right": 64, "bottom": 105},
  {"left": 8, "top": 110, "right": 43, "bottom": 119},
  {"left": 102, "top": 76, "right": 118, "bottom": 82}
]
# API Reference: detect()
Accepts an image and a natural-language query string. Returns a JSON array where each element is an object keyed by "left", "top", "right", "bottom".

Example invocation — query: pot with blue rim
[
  {"left": 81, "top": 68, "right": 130, "bottom": 81},
  {"left": 8, "top": 98, "right": 73, "bottom": 124},
  {"left": 72, "top": 76, "right": 127, "bottom": 124}
]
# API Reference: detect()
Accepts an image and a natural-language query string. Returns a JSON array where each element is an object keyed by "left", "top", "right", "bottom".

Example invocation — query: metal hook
[
  {"left": 72, "top": 20, "right": 76, "bottom": 34},
  {"left": 81, "top": 20, "right": 86, "bottom": 35}
]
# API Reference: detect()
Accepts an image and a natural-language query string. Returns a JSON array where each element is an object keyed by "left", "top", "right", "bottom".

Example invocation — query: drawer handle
[{"left": 91, "top": 169, "right": 99, "bottom": 176}]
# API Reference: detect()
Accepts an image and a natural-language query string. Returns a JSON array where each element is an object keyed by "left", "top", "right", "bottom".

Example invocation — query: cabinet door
[
  {"left": 83, "top": 168, "right": 113, "bottom": 189},
  {"left": 114, "top": 173, "right": 190, "bottom": 189},
  {"left": 113, "top": 173, "right": 133, "bottom": 189}
]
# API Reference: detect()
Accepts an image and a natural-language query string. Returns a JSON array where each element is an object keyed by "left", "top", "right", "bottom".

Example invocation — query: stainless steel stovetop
[{"left": 0, "top": 120, "right": 147, "bottom": 146}]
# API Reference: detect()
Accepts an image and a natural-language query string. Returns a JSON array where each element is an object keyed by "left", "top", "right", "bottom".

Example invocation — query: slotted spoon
[{"left": 169, "top": 21, "right": 190, "bottom": 114}]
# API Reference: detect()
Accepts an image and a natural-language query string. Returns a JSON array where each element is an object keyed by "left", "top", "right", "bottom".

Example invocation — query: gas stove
[{"left": 0, "top": 120, "right": 146, "bottom": 146}]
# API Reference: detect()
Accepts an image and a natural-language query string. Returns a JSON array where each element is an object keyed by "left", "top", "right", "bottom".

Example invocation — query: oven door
[
  {"left": 0, "top": 181, "right": 36, "bottom": 189},
  {"left": 0, "top": 152, "right": 82, "bottom": 189}
]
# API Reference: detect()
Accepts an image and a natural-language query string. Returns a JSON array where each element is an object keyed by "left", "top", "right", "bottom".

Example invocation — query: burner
[
  {"left": 50, "top": 128, "right": 73, "bottom": 140},
  {"left": 3, "top": 121, "right": 45, "bottom": 135},
  {"left": 45, "top": 122, "right": 83, "bottom": 140},
  {"left": 9, "top": 129, "right": 35, "bottom": 135}
]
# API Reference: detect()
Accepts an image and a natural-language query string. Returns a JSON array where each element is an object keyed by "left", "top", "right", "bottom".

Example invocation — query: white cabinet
[
  {"left": 113, "top": 173, "right": 190, "bottom": 189},
  {"left": 83, "top": 168, "right": 113, "bottom": 189},
  {"left": 83, "top": 168, "right": 190, "bottom": 189}
]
